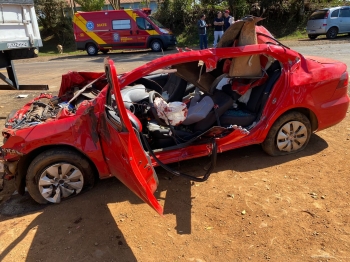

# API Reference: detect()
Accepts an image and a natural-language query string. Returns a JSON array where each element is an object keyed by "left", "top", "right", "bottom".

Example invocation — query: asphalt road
[{"left": 2, "top": 42, "right": 350, "bottom": 91}]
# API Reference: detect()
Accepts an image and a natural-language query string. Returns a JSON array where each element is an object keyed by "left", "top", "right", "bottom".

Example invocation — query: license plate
[
  {"left": 7, "top": 42, "right": 29, "bottom": 49},
  {"left": 0, "top": 161, "right": 4, "bottom": 173}
]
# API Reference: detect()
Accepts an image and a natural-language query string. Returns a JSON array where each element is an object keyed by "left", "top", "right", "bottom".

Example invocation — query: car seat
[
  {"left": 162, "top": 73, "right": 188, "bottom": 102},
  {"left": 219, "top": 60, "right": 282, "bottom": 127},
  {"left": 193, "top": 90, "right": 234, "bottom": 132}
]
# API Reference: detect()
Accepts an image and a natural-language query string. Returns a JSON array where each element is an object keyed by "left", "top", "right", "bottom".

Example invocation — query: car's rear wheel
[
  {"left": 326, "top": 27, "right": 338, "bottom": 39},
  {"left": 26, "top": 149, "right": 95, "bottom": 204},
  {"left": 150, "top": 39, "right": 162, "bottom": 52},
  {"left": 262, "top": 111, "right": 311, "bottom": 156},
  {"left": 308, "top": 34, "right": 318, "bottom": 40},
  {"left": 86, "top": 43, "right": 98, "bottom": 56}
]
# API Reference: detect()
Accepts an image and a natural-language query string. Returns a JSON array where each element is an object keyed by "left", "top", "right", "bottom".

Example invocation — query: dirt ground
[{"left": 0, "top": 38, "right": 350, "bottom": 262}]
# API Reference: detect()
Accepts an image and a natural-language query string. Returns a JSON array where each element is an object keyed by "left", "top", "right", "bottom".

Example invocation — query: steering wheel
[
  {"left": 148, "top": 91, "right": 167, "bottom": 126},
  {"left": 149, "top": 90, "right": 164, "bottom": 104}
]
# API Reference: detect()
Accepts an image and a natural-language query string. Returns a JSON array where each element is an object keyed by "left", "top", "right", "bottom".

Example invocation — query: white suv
[{"left": 306, "top": 6, "right": 350, "bottom": 39}]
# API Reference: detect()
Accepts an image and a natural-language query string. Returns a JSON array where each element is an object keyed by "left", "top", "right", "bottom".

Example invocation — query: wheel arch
[
  {"left": 85, "top": 41, "right": 99, "bottom": 50},
  {"left": 269, "top": 107, "right": 318, "bottom": 133},
  {"left": 328, "top": 25, "right": 339, "bottom": 32},
  {"left": 146, "top": 36, "right": 164, "bottom": 49},
  {"left": 16, "top": 144, "right": 99, "bottom": 195}
]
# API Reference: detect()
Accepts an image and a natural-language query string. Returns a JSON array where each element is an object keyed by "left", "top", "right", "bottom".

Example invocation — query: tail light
[
  {"left": 324, "top": 10, "right": 329, "bottom": 19},
  {"left": 337, "top": 71, "right": 349, "bottom": 89},
  {"left": 322, "top": 24, "right": 327, "bottom": 27}
]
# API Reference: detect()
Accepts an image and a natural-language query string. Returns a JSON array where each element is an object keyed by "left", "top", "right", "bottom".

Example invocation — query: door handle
[{"left": 130, "top": 30, "right": 132, "bottom": 35}]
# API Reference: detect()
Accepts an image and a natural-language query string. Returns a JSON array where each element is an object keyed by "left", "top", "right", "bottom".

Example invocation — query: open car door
[{"left": 99, "top": 58, "right": 163, "bottom": 215}]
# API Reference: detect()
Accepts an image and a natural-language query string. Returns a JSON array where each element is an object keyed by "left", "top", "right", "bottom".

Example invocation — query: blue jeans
[{"left": 199, "top": 34, "right": 207, "bottom": 49}]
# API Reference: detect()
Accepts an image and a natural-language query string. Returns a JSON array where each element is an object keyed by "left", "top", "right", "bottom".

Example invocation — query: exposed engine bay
[{"left": 5, "top": 77, "right": 107, "bottom": 130}]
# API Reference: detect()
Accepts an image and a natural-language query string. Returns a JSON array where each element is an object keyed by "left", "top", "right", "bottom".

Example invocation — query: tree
[
  {"left": 35, "top": 0, "right": 66, "bottom": 32},
  {"left": 108, "top": 0, "right": 120, "bottom": 10},
  {"left": 74, "top": 0, "right": 105, "bottom": 11},
  {"left": 34, "top": 0, "right": 74, "bottom": 45}
]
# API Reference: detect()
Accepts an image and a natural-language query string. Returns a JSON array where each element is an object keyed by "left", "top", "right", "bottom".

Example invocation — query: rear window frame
[
  {"left": 331, "top": 9, "right": 339, "bottom": 18},
  {"left": 309, "top": 10, "right": 328, "bottom": 20}
]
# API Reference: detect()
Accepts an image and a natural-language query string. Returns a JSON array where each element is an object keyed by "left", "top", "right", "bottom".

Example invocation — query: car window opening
[{"left": 106, "top": 56, "right": 282, "bottom": 152}]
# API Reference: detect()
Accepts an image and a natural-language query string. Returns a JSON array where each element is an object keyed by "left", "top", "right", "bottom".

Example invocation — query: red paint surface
[{"left": 1, "top": 29, "right": 349, "bottom": 214}]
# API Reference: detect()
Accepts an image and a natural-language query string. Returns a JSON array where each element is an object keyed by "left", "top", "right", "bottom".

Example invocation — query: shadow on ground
[
  {"left": 0, "top": 133, "right": 327, "bottom": 260},
  {"left": 297, "top": 33, "right": 350, "bottom": 42}
]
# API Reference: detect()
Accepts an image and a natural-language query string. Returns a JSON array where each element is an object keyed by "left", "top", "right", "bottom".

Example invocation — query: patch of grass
[
  {"left": 177, "top": 27, "right": 215, "bottom": 48},
  {"left": 278, "top": 29, "right": 308, "bottom": 40},
  {"left": 38, "top": 33, "right": 79, "bottom": 56}
]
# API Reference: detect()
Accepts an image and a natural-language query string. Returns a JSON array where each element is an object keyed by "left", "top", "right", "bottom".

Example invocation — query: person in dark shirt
[
  {"left": 223, "top": 10, "right": 234, "bottom": 32},
  {"left": 213, "top": 11, "right": 224, "bottom": 47},
  {"left": 197, "top": 14, "right": 209, "bottom": 49}
]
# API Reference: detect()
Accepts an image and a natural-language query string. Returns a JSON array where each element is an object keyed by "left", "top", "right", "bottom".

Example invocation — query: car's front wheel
[
  {"left": 308, "top": 34, "right": 318, "bottom": 40},
  {"left": 262, "top": 111, "right": 311, "bottom": 156},
  {"left": 326, "top": 27, "right": 338, "bottom": 39},
  {"left": 150, "top": 39, "right": 162, "bottom": 52},
  {"left": 26, "top": 149, "right": 95, "bottom": 204}
]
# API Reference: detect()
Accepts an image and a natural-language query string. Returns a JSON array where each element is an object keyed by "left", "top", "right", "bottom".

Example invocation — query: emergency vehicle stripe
[
  {"left": 124, "top": 9, "right": 159, "bottom": 36},
  {"left": 73, "top": 14, "right": 107, "bottom": 45}
]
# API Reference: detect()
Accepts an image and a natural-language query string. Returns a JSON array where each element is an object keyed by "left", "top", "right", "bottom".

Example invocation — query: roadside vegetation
[{"left": 35, "top": 0, "right": 349, "bottom": 55}]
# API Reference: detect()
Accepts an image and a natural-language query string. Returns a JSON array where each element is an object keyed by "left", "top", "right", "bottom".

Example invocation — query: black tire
[
  {"left": 326, "top": 27, "right": 338, "bottom": 39},
  {"left": 308, "top": 34, "right": 318, "bottom": 40},
  {"left": 101, "top": 49, "right": 110, "bottom": 54},
  {"left": 86, "top": 43, "right": 98, "bottom": 56},
  {"left": 262, "top": 111, "right": 311, "bottom": 156},
  {"left": 150, "top": 39, "right": 163, "bottom": 52},
  {"left": 26, "top": 148, "right": 95, "bottom": 204}
]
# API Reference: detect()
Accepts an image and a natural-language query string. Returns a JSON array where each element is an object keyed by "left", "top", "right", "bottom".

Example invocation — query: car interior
[
  {"left": 5, "top": 54, "right": 281, "bottom": 153},
  {"left": 106, "top": 55, "right": 282, "bottom": 150}
]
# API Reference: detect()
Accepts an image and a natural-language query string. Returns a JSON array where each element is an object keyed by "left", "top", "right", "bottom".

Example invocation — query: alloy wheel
[
  {"left": 87, "top": 45, "right": 97, "bottom": 55},
  {"left": 38, "top": 163, "right": 84, "bottom": 203},
  {"left": 276, "top": 121, "right": 308, "bottom": 152}
]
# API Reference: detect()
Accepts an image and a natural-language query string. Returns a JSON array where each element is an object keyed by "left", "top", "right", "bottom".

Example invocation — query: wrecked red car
[{"left": 0, "top": 24, "right": 349, "bottom": 215}]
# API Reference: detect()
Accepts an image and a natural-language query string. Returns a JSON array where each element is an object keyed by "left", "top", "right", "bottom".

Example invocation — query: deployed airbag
[{"left": 154, "top": 97, "right": 188, "bottom": 126}]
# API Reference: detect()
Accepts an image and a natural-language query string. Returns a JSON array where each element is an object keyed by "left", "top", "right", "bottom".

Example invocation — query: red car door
[{"left": 99, "top": 58, "right": 163, "bottom": 215}]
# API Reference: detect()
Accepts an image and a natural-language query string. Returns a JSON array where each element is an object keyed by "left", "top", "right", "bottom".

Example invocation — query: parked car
[
  {"left": 73, "top": 8, "right": 177, "bottom": 55},
  {"left": 0, "top": 24, "right": 349, "bottom": 215},
  {"left": 306, "top": 6, "right": 350, "bottom": 39}
]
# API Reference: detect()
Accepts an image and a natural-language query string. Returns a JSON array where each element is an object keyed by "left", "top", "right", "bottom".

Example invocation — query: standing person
[
  {"left": 197, "top": 14, "right": 209, "bottom": 49},
  {"left": 223, "top": 10, "right": 234, "bottom": 32},
  {"left": 213, "top": 11, "right": 224, "bottom": 48}
]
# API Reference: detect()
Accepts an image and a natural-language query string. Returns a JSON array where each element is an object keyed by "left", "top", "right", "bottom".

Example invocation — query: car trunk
[{"left": 307, "top": 10, "right": 328, "bottom": 30}]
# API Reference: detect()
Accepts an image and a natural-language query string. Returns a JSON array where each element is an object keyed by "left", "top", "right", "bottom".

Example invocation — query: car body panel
[{"left": 100, "top": 58, "right": 163, "bottom": 214}]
